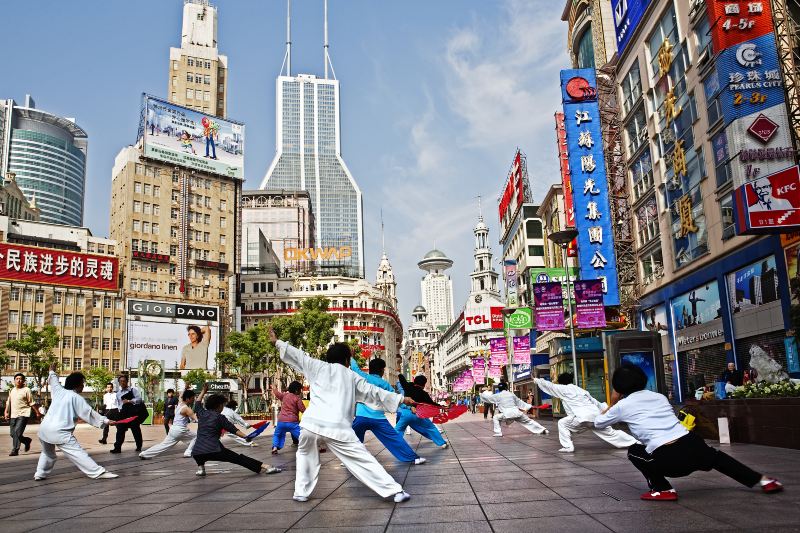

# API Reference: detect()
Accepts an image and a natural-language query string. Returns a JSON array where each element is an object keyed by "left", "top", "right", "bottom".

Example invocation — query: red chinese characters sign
[
  {"left": 555, "top": 112, "right": 575, "bottom": 228},
  {"left": 0, "top": 243, "right": 119, "bottom": 290},
  {"left": 707, "top": 0, "right": 773, "bottom": 54},
  {"left": 499, "top": 151, "right": 524, "bottom": 221}
]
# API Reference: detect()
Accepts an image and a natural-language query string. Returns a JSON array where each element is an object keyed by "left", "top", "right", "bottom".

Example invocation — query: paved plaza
[{"left": 0, "top": 413, "right": 799, "bottom": 532}]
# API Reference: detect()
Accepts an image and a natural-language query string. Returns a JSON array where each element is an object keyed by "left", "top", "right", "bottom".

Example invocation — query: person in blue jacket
[
  {"left": 350, "top": 358, "right": 427, "bottom": 465},
  {"left": 395, "top": 374, "right": 448, "bottom": 448}
]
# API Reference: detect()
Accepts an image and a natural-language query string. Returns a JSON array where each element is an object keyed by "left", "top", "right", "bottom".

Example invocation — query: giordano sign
[
  {"left": 505, "top": 307, "right": 533, "bottom": 330},
  {"left": 284, "top": 246, "right": 352, "bottom": 261}
]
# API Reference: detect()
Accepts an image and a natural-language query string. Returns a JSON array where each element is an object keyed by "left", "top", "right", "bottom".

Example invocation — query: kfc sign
[
  {"left": 733, "top": 165, "right": 800, "bottom": 233},
  {"left": 0, "top": 243, "right": 119, "bottom": 290},
  {"left": 464, "top": 305, "right": 505, "bottom": 332}
]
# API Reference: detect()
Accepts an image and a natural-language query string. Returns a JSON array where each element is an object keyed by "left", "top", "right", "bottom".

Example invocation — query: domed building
[{"left": 417, "top": 248, "right": 454, "bottom": 329}]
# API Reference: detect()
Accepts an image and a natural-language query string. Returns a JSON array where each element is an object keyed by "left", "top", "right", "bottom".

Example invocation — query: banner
[
  {"left": 471, "top": 358, "right": 486, "bottom": 382},
  {"left": 126, "top": 320, "right": 219, "bottom": 370},
  {"left": 487, "top": 363, "right": 503, "bottom": 379},
  {"left": 504, "top": 259, "right": 519, "bottom": 307},
  {"left": 534, "top": 282, "right": 565, "bottom": 331},
  {"left": 0, "top": 242, "right": 119, "bottom": 290},
  {"left": 513, "top": 335, "right": 531, "bottom": 364},
  {"left": 489, "top": 337, "right": 508, "bottom": 365},
  {"left": 555, "top": 112, "right": 575, "bottom": 227},
  {"left": 504, "top": 307, "right": 533, "bottom": 329},
  {"left": 574, "top": 279, "right": 607, "bottom": 328}
]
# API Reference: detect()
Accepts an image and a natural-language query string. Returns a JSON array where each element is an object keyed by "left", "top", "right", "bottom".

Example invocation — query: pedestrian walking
[
  {"left": 5, "top": 373, "right": 36, "bottom": 456},
  {"left": 350, "top": 358, "right": 426, "bottom": 465},
  {"left": 163, "top": 388, "right": 179, "bottom": 435},
  {"left": 595, "top": 365, "right": 783, "bottom": 501},
  {"left": 269, "top": 327, "right": 414, "bottom": 503},
  {"left": 533, "top": 373, "right": 636, "bottom": 453},
  {"left": 271, "top": 381, "right": 305, "bottom": 454},
  {"left": 110, "top": 374, "right": 144, "bottom": 453},
  {"left": 34, "top": 363, "right": 119, "bottom": 480},
  {"left": 98, "top": 383, "right": 118, "bottom": 445},
  {"left": 192, "top": 384, "right": 281, "bottom": 477},
  {"left": 480, "top": 382, "right": 549, "bottom": 437},
  {"left": 139, "top": 388, "right": 199, "bottom": 460},
  {"left": 395, "top": 374, "right": 448, "bottom": 448},
  {"left": 482, "top": 392, "right": 495, "bottom": 420}
]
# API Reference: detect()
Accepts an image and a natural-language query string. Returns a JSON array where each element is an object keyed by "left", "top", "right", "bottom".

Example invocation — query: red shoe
[
  {"left": 762, "top": 479, "right": 783, "bottom": 494},
  {"left": 641, "top": 489, "right": 678, "bottom": 501}
]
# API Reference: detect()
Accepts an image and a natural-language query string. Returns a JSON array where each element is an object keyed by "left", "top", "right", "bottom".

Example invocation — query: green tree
[
  {"left": 270, "top": 296, "right": 336, "bottom": 358},
  {"left": 0, "top": 348, "right": 10, "bottom": 372},
  {"left": 85, "top": 367, "right": 114, "bottom": 410},
  {"left": 348, "top": 339, "right": 366, "bottom": 368},
  {"left": 4, "top": 325, "right": 60, "bottom": 399},
  {"left": 217, "top": 323, "right": 274, "bottom": 413},
  {"left": 184, "top": 368, "right": 214, "bottom": 390}
]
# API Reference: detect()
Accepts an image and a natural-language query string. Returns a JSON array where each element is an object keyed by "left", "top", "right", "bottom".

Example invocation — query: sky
[{"left": 1, "top": 0, "right": 569, "bottom": 325}]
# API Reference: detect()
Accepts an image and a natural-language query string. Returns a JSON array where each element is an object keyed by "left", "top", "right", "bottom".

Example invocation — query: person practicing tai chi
[
  {"left": 139, "top": 388, "right": 199, "bottom": 460},
  {"left": 221, "top": 400, "right": 258, "bottom": 448},
  {"left": 350, "top": 358, "right": 426, "bottom": 465},
  {"left": 271, "top": 381, "right": 305, "bottom": 455},
  {"left": 480, "top": 382, "right": 548, "bottom": 438},
  {"left": 395, "top": 374, "right": 448, "bottom": 448},
  {"left": 192, "top": 383, "right": 281, "bottom": 477},
  {"left": 595, "top": 365, "right": 783, "bottom": 501},
  {"left": 533, "top": 373, "right": 636, "bottom": 453},
  {"left": 35, "top": 363, "right": 119, "bottom": 480},
  {"left": 269, "top": 327, "right": 415, "bottom": 503}
]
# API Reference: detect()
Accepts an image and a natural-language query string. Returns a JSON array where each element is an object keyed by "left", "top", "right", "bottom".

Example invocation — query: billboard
[
  {"left": 140, "top": 94, "right": 244, "bottom": 179},
  {"left": 560, "top": 69, "right": 620, "bottom": 305},
  {"left": 611, "top": 0, "right": 652, "bottom": 57},
  {"left": 733, "top": 166, "right": 800, "bottom": 233},
  {"left": 641, "top": 304, "right": 669, "bottom": 336},
  {"left": 726, "top": 255, "right": 779, "bottom": 313},
  {"left": 726, "top": 106, "right": 794, "bottom": 189},
  {"left": 706, "top": 0, "right": 774, "bottom": 55},
  {"left": 671, "top": 281, "right": 724, "bottom": 350},
  {"left": 126, "top": 321, "right": 219, "bottom": 370},
  {"left": 574, "top": 279, "right": 606, "bottom": 329},
  {"left": 555, "top": 112, "right": 575, "bottom": 228},
  {"left": 512, "top": 335, "right": 531, "bottom": 364},
  {"left": 504, "top": 259, "right": 519, "bottom": 307},
  {"left": 464, "top": 304, "right": 504, "bottom": 332},
  {"left": 498, "top": 151, "right": 527, "bottom": 237},
  {"left": 489, "top": 337, "right": 508, "bottom": 365},
  {"left": 620, "top": 351, "right": 657, "bottom": 392},
  {"left": 0, "top": 242, "right": 118, "bottom": 290},
  {"left": 533, "top": 282, "right": 564, "bottom": 331}
]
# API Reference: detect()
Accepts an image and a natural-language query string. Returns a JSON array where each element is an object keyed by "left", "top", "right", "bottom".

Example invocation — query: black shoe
[
  {"left": 135, "top": 447, "right": 142, "bottom": 452},
  {"left": 9, "top": 450, "right": 18, "bottom": 456},
  {"left": 110, "top": 448, "right": 122, "bottom": 454},
  {"left": 99, "top": 440, "right": 107, "bottom": 444},
  {"left": 23, "top": 438, "right": 31, "bottom": 452}
]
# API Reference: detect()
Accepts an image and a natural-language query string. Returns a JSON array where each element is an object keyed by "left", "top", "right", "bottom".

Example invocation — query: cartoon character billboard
[{"left": 139, "top": 94, "right": 244, "bottom": 179}]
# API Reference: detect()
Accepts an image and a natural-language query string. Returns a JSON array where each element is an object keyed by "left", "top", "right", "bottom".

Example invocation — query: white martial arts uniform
[
  {"left": 139, "top": 402, "right": 197, "bottom": 459},
  {"left": 532, "top": 378, "right": 637, "bottom": 451},
  {"left": 480, "top": 390, "right": 547, "bottom": 436},
  {"left": 277, "top": 340, "right": 405, "bottom": 499},
  {"left": 222, "top": 407, "right": 255, "bottom": 447},
  {"left": 35, "top": 371, "right": 109, "bottom": 479}
]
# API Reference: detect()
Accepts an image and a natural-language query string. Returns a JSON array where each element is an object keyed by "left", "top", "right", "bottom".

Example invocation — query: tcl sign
[{"left": 464, "top": 306, "right": 504, "bottom": 332}]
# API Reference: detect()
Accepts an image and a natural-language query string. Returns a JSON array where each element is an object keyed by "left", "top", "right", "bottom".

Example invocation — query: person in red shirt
[{"left": 271, "top": 381, "right": 306, "bottom": 455}]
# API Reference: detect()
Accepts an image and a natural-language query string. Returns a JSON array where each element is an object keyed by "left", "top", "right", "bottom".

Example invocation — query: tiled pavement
[{"left": 1, "top": 413, "right": 799, "bottom": 532}]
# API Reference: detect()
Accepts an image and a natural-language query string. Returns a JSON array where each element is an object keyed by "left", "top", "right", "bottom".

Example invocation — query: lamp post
[{"left": 547, "top": 228, "right": 580, "bottom": 387}]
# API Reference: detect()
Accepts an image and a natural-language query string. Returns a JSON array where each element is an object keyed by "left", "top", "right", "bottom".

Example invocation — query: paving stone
[
  {"left": 293, "top": 508, "right": 393, "bottom": 528},
  {"left": 491, "top": 515, "right": 613, "bottom": 533},
  {"left": 482, "top": 499, "right": 584, "bottom": 520},
  {"left": 390, "top": 504, "right": 486, "bottom": 524},
  {"left": 591, "top": 509, "right": 733, "bottom": 533}
]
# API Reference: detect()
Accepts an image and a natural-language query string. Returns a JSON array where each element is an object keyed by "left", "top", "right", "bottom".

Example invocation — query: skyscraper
[
  {"left": 0, "top": 96, "right": 88, "bottom": 226},
  {"left": 168, "top": 0, "right": 228, "bottom": 117},
  {"left": 260, "top": 0, "right": 364, "bottom": 278},
  {"left": 418, "top": 249, "right": 455, "bottom": 329}
]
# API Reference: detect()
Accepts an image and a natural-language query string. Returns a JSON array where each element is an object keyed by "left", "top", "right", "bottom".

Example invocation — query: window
[
  {"left": 75, "top": 337, "right": 83, "bottom": 349},
  {"left": 204, "top": 214, "right": 211, "bottom": 225},
  {"left": 720, "top": 194, "right": 735, "bottom": 240},
  {"left": 93, "top": 296, "right": 101, "bottom": 308},
  {"left": 53, "top": 314, "right": 62, "bottom": 326},
  {"left": 152, "top": 223, "right": 160, "bottom": 235},
  {"left": 92, "top": 317, "right": 100, "bottom": 329},
  {"left": 630, "top": 148, "right": 654, "bottom": 201},
  {"left": 142, "top": 222, "right": 151, "bottom": 234},
  {"left": 130, "top": 279, "right": 139, "bottom": 291},
  {"left": 8, "top": 310, "right": 19, "bottom": 324},
  {"left": 153, "top": 185, "right": 160, "bottom": 197},
  {"left": 525, "top": 220, "right": 543, "bottom": 239},
  {"left": 171, "top": 208, "right": 178, "bottom": 220},
  {"left": 169, "top": 282, "right": 176, "bottom": 295},
  {"left": 113, "top": 339, "right": 121, "bottom": 351},
  {"left": 203, "top": 232, "right": 210, "bottom": 243},
  {"left": 134, "top": 182, "right": 142, "bottom": 193},
  {"left": 65, "top": 315, "right": 74, "bottom": 327},
  {"left": 220, "top": 217, "right": 226, "bottom": 228},
  {"left": 219, "top": 289, "right": 226, "bottom": 299},
  {"left": 172, "top": 76, "right": 177, "bottom": 87},
  {"left": 113, "top": 360, "right": 120, "bottom": 372},
  {"left": 186, "top": 89, "right": 194, "bottom": 99},
  {"left": 74, "top": 359, "right": 82, "bottom": 370},
  {"left": 220, "top": 234, "right": 226, "bottom": 245},
  {"left": 153, "top": 205, "right": 160, "bottom": 216},
  {"left": 91, "top": 337, "right": 99, "bottom": 349},
  {"left": 60, "top": 358, "right": 68, "bottom": 370},
  {"left": 23, "top": 289, "right": 32, "bottom": 301},
  {"left": 647, "top": 5, "right": 679, "bottom": 80},
  {"left": 103, "top": 317, "right": 111, "bottom": 329},
  {"left": 90, "top": 359, "right": 99, "bottom": 369},
  {"left": 102, "top": 358, "right": 110, "bottom": 369},
  {"left": 575, "top": 27, "right": 595, "bottom": 69},
  {"left": 62, "top": 337, "right": 72, "bottom": 349},
  {"left": 625, "top": 106, "right": 648, "bottom": 156},
  {"left": 133, "top": 220, "right": 141, "bottom": 232},
  {"left": 113, "top": 318, "right": 121, "bottom": 330},
  {"left": 636, "top": 196, "right": 660, "bottom": 246},
  {"left": 204, "top": 91, "right": 210, "bottom": 101},
  {"left": 22, "top": 311, "right": 31, "bottom": 325},
  {"left": 143, "top": 202, "right": 151, "bottom": 214},
  {"left": 173, "top": 60, "right": 179, "bottom": 70},
  {"left": 10, "top": 288, "right": 19, "bottom": 301},
  {"left": 151, "top": 281, "right": 158, "bottom": 292},
  {"left": 621, "top": 62, "right": 642, "bottom": 116},
  {"left": 195, "top": 74, "right": 203, "bottom": 83},
  {"left": 528, "top": 245, "right": 545, "bottom": 257},
  {"left": 188, "top": 57, "right": 195, "bottom": 67},
  {"left": 77, "top": 295, "right": 85, "bottom": 306},
  {"left": 35, "top": 291, "right": 44, "bottom": 303},
  {"left": 186, "top": 72, "right": 193, "bottom": 82},
  {"left": 102, "top": 338, "right": 110, "bottom": 350},
  {"left": 711, "top": 130, "right": 731, "bottom": 187}
]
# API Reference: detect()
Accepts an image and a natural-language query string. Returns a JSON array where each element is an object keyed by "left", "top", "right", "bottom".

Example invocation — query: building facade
[
  {"left": 0, "top": 96, "right": 87, "bottom": 226},
  {"left": 0, "top": 217, "right": 124, "bottom": 379},
  {"left": 500, "top": 203, "right": 546, "bottom": 307},
  {"left": 168, "top": 0, "right": 228, "bottom": 117},
  {"left": 418, "top": 249, "right": 455, "bottom": 330},
  {"left": 0, "top": 172, "right": 40, "bottom": 221}
]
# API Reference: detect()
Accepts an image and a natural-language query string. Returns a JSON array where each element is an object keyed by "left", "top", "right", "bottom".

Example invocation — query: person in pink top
[{"left": 271, "top": 381, "right": 306, "bottom": 455}]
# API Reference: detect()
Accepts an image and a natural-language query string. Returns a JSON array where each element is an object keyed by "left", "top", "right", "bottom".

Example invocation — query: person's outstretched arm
[
  {"left": 354, "top": 375, "right": 412, "bottom": 414},
  {"left": 532, "top": 378, "right": 564, "bottom": 399}
]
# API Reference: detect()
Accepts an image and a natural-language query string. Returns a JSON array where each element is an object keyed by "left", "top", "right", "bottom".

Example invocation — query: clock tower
[{"left": 470, "top": 214, "right": 499, "bottom": 298}]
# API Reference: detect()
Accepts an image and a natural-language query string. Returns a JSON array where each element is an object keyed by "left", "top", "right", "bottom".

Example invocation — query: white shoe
[
  {"left": 558, "top": 447, "right": 574, "bottom": 453},
  {"left": 96, "top": 472, "right": 118, "bottom": 479},
  {"left": 394, "top": 491, "right": 411, "bottom": 503},
  {"left": 196, "top": 466, "right": 206, "bottom": 476},
  {"left": 264, "top": 466, "right": 282, "bottom": 474},
  {"left": 440, "top": 443, "right": 449, "bottom": 449},
  {"left": 541, "top": 429, "right": 550, "bottom": 436},
  {"left": 34, "top": 476, "right": 46, "bottom": 481},
  {"left": 293, "top": 495, "right": 309, "bottom": 502},
  {"left": 414, "top": 457, "right": 427, "bottom": 465},
  {"left": 405, "top": 427, "right": 411, "bottom": 435},
  {"left": 492, "top": 433, "right": 503, "bottom": 437},
  {"left": 183, "top": 453, "right": 193, "bottom": 458}
]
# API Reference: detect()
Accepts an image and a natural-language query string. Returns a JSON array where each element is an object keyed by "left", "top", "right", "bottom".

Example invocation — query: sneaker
[
  {"left": 541, "top": 429, "right": 550, "bottom": 436},
  {"left": 139, "top": 455, "right": 149, "bottom": 460},
  {"left": 23, "top": 438, "right": 31, "bottom": 452},
  {"left": 440, "top": 443, "right": 449, "bottom": 449},
  {"left": 96, "top": 472, "right": 119, "bottom": 479},
  {"left": 196, "top": 466, "right": 206, "bottom": 477},
  {"left": 394, "top": 491, "right": 411, "bottom": 503},
  {"left": 109, "top": 448, "right": 122, "bottom": 454},
  {"left": 34, "top": 476, "right": 46, "bottom": 481},
  {"left": 640, "top": 489, "right": 678, "bottom": 501},
  {"left": 183, "top": 453, "right": 193, "bottom": 458},
  {"left": 761, "top": 479, "right": 783, "bottom": 494},
  {"left": 414, "top": 457, "right": 427, "bottom": 465},
  {"left": 8, "top": 450, "right": 18, "bottom": 456},
  {"left": 293, "top": 495, "right": 309, "bottom": 502},
  {"left": 272, "top": 447, "right": 279, "bottom": 455},
  {"left": 492, "top": 433, "right": 503, "bottom": 437},
  {"left": 264, "top": 466, "right": 282, "bottom": 475},
  {"left": 558, "top": 447, "right": 574, "bottom": 453}
]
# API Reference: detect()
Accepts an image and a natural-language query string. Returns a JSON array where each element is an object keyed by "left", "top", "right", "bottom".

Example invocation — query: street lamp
[{"left": 547, "top": 228, "right": 580, "bottom": 387}]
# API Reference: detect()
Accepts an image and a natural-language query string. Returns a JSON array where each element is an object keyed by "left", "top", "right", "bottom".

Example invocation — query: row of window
[
  {"left": 6, "top": 357, "right": 120, "bottom": 372},
  {"left": 132, "top": 220, "right": 160, "bottom": 235},
  {"left": 9, "top": 290, "right": 121, "bottom": 309},
  {"left": 133, "top": 181, "right": 161, "bottom": 196}
]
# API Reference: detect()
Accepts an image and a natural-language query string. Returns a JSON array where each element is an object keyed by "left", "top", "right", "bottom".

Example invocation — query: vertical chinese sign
[
  {"left": 574, "top": 279, "right": 607, "bottom": 328},
  {"left": 560, "top": 69, "right": 620, "bottom": 304},
  {"left": 504, "top": 259, "right": 519, "bottom": 307},
  {"left": 512, "top": 335, "right": 531, "bottom": 364},
  {"left": 533, "top": 282, "right": 565, "bottom": 331},
  {"left": 472, "top": 358, "right": 486, "bottom": 382},
  {"left": 555, "top": 112, "right": 575, "bottom": 228},
  {"left": 489, "top": 338, "right": 508, "bottom": 366}
]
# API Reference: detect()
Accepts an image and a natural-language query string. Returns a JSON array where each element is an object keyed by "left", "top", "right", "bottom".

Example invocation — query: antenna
[
  {"left": 323, "top": 0, "right": 337, "bottom": 80},
  {"left": 476, "top": 195, "right": 483, "bottom": 220},
  {"left": 380, "top": 208, "right": 386, "bottom": 255},
  {"left": 280, "top": 0, "right": 292, "bottom": 76}
]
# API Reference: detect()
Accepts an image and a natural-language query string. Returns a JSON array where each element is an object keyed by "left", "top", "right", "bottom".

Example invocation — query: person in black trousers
[
  {"left": 111, "top": 375, "right": 143, "bottom": 453},
  {"left": 482, "top": 389, "right": 495, "bottom": 420},
  {"left": 99, "top": 383, "right": 119, "bottom": 444},
  {"left": 192, "top": 384, "right": 282, "bottom": 477},
  {"left": 163, "top": 389, "right": 178, "bottom": 435}
]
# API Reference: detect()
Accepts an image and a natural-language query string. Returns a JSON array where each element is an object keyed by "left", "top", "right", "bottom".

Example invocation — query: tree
[
  {"left": 348, "top": 339, "right": 366, "bottom": 368},
  {"left": 0, "top": 348, "right": 10, "bottom": 372},
  {"left": 4, "top": 325, "right": 60, "bottom": 399},
  {"left": 85, "top": 367, "right": 114, "bottom": 410},
  {"left": 270, "top": 296, "right": 336, "bottom": 358},
  {"left": 184, "top": 368, "right": 214, "bottom": 390},
  {"left": 217, "top": 323, "right": 273, "bottom": 413}
]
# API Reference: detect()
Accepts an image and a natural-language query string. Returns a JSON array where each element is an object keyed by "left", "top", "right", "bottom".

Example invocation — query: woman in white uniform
[
  {"left": 35, "top": 364, "right": 120, "bottom": 480},
  {"left": 480, "top": 382, "right": 549, "bottom": 437},
  {"left": 180, "top": 324, "right": 211, "bottom": 369},
  {"left": 139, "top": 388, "right": 200, "bottom": 459}
]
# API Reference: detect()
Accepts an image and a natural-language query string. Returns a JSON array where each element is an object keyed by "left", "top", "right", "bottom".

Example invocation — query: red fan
[
  {"left": 114, "top": 416, "right": 138, "bottom": 425},
  {"left": 250, "top": 420, "right": 269, "bottom": 430},
  {"left": 413, "top": 403, "right": 444, "bottom": 419},
  {"left": 432, "top": 413, "right": 449, "bottom": 424},
  {"left": 447, "top": 404, "right": 468, "bottom": 420}
]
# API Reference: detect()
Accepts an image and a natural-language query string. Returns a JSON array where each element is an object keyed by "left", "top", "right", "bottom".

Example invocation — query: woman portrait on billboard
[{"left": 180, "top": 324, "right": 212, "bottom": 369}]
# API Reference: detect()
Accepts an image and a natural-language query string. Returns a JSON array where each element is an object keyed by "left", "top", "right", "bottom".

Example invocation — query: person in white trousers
[
  {"left": 35, "top": 364, "right": 120, "bottom": 480},
  {"left": 533, "top": 373, "right": 637, "bottom": 453},
  {"left": 222, "top": 400, "right": 258, "bottom": 447},
  {"left": 480, "top": 382, "right": 549, "bottom": 437},
  {"left": 269, "top": 328, "right": 416, "bottom": 503},
  {"left": 139, "top": 388, "right": 200, "bottom": 460}
]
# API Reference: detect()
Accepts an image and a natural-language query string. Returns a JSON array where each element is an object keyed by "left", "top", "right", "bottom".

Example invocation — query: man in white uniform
[
  {"left": 269, "top": 327, "right": 415, "bottom": 503},
  {"left": 533, "top": 372, "right": 637, "bottom": 453},
  {"left": 35, "top": 363, "right": 119, "bottom": 480},
  {"left": 480, "top": 382, "right": 549, "bottom": 437},
  {"left": 222, "top": 400, "right": 257, "bottom": 447}
]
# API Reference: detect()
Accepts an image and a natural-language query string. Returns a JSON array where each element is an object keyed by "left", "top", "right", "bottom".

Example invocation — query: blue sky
[{"left": 1, "top": 0, "right": 569, "bottom": 324}]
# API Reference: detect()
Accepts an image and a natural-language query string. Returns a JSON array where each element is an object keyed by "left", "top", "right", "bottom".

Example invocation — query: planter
[
  {"left": 681, "top": 398, "right": 800, "bottom": 449},
  {"left": 152, "top": 414, "right": 164, "bottom": 425}
]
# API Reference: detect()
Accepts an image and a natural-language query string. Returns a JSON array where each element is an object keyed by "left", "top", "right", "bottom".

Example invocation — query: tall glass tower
[{"left": 260, "top": 1, "right": 364, "bottom": 278}]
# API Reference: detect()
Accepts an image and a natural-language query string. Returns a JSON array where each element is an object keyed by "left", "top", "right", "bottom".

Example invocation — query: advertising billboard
[
  {"left": 504, "top": 259, "right": 519, "bottom": 307},
  {"left": 512, "top": 335, "right": 530, "bottom": 364},
  {"left": 463, "top": 304, "right": 504, "bottom": 332},
  {"left": 620, "top": 351, "right": 658, "bottom": 392},
  {"left": 726, "top": 255, "right": 779, "bottom": 313},
  {"left": 574, "top": 279, "right": 606, "bottom": 329},
  {"left": 533, "top": 282, "right": 564, "bottom": 331},
  {"left": 140, "top": 94, "right": 244, "bottom": 179},
  {"left": 560, "top": 69, "right": 620, "bottom": 305},
  {"left": 671, "top": 281, "right": 724, "bottom": 350},
  {"left": 726, "top": 106, "right": 795, "bottom": 189},
  {"left": 611, "top": 0, "right": 652, "bottom": 57},
  {"left": 489, "top": 337, "right": 508, "bottom": 365},
  {"left": 555, "top": 112, "right": 575, "bottom": 228},
  {"left": 498, "top": 151, "right": 528, "bottom": 237},
  {"left": 733, "top": 165, "right": 800, "bottom": 233},
  {"left": 0, "top": 242, "right": 118, "bottom": 290},
  {"left": 706, "top": 0, "right": 774, "bottom": 55},
  {"left": 641, "top": 304, "right": 669, "bottom": 336}
]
